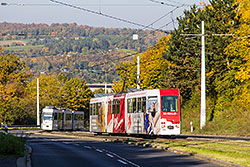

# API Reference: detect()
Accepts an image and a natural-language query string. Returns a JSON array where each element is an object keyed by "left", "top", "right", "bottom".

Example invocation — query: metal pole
[
  {"left": 105, "top": 83, "right": 107, "bottom": 94},
  {"left": 137, "top": 55, "right": 140, "bottom": 89},
  {"left": 200, "top": 21, "right": 206, "bottom": 129},
  {"left": 37, "top": 78, "right": 40, "bottom": 126}
]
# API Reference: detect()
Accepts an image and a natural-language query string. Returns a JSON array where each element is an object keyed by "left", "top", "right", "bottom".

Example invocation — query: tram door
[
  {"left": 127, "top": 97, "right": 146, "bottom": 134},
  {"left": 90, "top": 101, "right": 105, "bottom": 132},
  {"left": 145, "top": 96, "right": 161, "bottom": 135},
  {"left": 113, "top": 95, "right": 125, "bottom": 133}
]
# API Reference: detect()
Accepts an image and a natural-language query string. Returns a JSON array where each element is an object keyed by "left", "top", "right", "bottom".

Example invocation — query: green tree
[{"left": 162, "top": 0, "right": 238, "bottom": 120}]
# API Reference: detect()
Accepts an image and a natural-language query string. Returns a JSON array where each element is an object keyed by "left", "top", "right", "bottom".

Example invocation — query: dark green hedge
[{"left": 0, "top": 132, "right": 25, "bottom": 157}]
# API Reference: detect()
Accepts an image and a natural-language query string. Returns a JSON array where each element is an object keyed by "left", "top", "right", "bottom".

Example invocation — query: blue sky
[{"left": 0, "top": 0, "right": 209, "bottom": 30}]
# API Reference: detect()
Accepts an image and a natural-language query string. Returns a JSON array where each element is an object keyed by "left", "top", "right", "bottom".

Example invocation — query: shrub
[{"left": 0, "top": 132, "right": 25, "bottom": 157}]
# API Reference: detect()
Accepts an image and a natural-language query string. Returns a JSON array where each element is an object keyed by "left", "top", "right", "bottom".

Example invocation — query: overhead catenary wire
[
  {"left": 0, "top": 2, "right": 177, "bottom": 7},
  {"left": 143, "top": 6, "right": 182, "bottom": 30},
  {"left": 49, "top": 0, "right": 169, "bottom": 33},
  {"left": 149, "top": 0, "right": 182, "bottom": 7}
]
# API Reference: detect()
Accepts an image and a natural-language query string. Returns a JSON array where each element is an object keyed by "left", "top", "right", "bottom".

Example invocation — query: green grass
[
  {"left": 119, "top": 49, "right": 137, "bottom": 55},
  {"left": 3, "top": 45, "right": 44, "bottom": 51},
  {"left": 146, "top": 139, "right": 250, "bottom": 167},
  {"left": 0, "top": 127, "right": 40, "bottom": 130},
  {"left": 0, "top": 132, "right": 25, "bottom": 157}
]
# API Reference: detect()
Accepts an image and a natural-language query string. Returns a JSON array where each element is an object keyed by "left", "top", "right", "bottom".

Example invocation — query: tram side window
[
  {"left": 75, "top": 114, "right": 84, "bottom": 120},
  {"left": 90, "top": 104, "right": 95, "bottom": 115},
  {"left": 132, "top": 98, "right": 136, "bottom": 113},
  {"left": 96, "top": 103, "right": 100, "bottom": 115},
  {"left": 112, "top": 100, "right": 116, "bottom": 114},
  {"left": 58, "top": 113, "right": 63, "bottom": 121},
  {"left": 66, "top": 113, "right": 72, "bottom": 120},
  {"left": 137, "top": 98, "right": 142, "bottom": 112},
  {"left": 53, "top": 113, "right": 58, "bottom": 120},
  {"left": 142, "top": 97, "right": 146, "bottom": 113},
  {"left": 127, "top": 99, "right": 132, "bottom": 113},
  {"left": 161, "top": 96, "right": 178, "bottom": 112},
  {"left": 117, "top": 100, "right": 120, "bottom": 114}
]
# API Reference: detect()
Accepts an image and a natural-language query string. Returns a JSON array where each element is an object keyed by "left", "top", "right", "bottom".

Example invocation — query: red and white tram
[{"left": 90, "top": 89, "right": 181, "bottom": 136}]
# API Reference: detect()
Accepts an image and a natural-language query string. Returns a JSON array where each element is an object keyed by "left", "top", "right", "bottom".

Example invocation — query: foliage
[
  {"left": 163, "top": 0, "right": 238, "bottom": 104},
  {"left": 113, "top": 36, "right": 170, "bottom": 92},
  {"left": 0, "top": 23, "right": 165, "bottom": 83},
  {"left": 0, "top": 47, "right": 93, "bottom": 125},
  {"left": 61, "top": 78, "right": 93, "bottom": 113},
  {"left": 0, "top": 49, "right": 33, "bottom": 124},
  {"left": 0, "top": 132, "right": 25, "bottom": 157},
  {"left": 224, "top": 0, "right": 250, "bottom": 111}
]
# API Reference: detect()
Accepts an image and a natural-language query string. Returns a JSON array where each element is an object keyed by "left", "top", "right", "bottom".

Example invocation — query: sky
[{"left": 0, "top": 0, "right": 209, "bottom": 30}]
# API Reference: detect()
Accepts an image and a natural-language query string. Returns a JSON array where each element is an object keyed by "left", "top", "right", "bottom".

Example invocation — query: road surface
[{"left": 26, "top": 133, "right": 220, "bottom": 167}]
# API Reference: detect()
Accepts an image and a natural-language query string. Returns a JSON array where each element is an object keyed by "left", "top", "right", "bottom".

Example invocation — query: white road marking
[
  {"left": 118, "top": 159, "right": 128, "bottom": 165},
  {"left": 106, "top": 153, "right": 114, "bottom": 158},
  {"left": 102, "top": 149, "right": 140, "bottom": 167},
  {"left": 84, "top": 146, "right": 92, "bottom": 149},
  {"left": 74, "top": 143, "right": 80, "bottom": 146},
  {"left": 96, "top": 149, "right": 103, "bottom": 153}
]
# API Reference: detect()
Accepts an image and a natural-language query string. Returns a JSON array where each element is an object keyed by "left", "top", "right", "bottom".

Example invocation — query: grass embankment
[
  {"left": 144, "top": 139, "right": 250, "bottom": 167},
  {"left": 0, "top": 132, "right": 25, "bottom": 157}
]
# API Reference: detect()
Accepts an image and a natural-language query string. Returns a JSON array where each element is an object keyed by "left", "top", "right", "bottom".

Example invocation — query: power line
[
  {"left": 0, "top": 3, "right": 173, "bottom": 7},
  {"left": 81, "top": 39, "right": 169, "bottom": 73},
  {"left": 144, "top": 6, "right": 181, "bottom": 30},
  {"left": 157, "top": 13, "right": 184, "bottom": 30},
  {"left": 49, "top": 0, "right": 169, "bottom": 33},
  {"left": 149, "top": 0, "right": 196, "bottom": 7}
]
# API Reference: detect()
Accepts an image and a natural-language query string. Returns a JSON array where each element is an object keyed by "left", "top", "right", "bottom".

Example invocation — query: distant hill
[{"left": 0, "top": 22, "right": 165, "bottom": 83}]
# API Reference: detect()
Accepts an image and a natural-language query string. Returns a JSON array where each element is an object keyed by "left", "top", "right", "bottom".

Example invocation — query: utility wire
[
  {"left": 0, "top": 2, "right": 172, "bottom": 7},
  {"left": 49, "top": 0, "right": 168, "bottom": 33},
  {"left": 149, "top": 0, "right": 202, "bottom": 7},
  {"left": 144, "top": 6, "right": 181, "bottom": 30},
  {"left": 157, "top": 13, "right": 184, "bottom": 30}
]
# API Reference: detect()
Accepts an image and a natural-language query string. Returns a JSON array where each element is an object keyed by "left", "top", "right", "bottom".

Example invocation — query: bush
[{"left": 0, "top": 132, "right": 25, "bottom": 157}]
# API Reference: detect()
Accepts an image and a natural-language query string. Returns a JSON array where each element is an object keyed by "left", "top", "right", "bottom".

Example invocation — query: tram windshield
[
  {"left": 43, "top": 115, "right": 52, "bottom": 121},
  {"left": 161, "top": 96, "right": 178, "bottom": 112}
]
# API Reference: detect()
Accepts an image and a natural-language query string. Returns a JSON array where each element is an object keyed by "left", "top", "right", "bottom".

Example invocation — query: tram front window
[
  {"left": 161, "top": 96, "right": 178, "bottom": 112},
  {"left": 43, "top": 115, "right": 52, "bottom": 121}
]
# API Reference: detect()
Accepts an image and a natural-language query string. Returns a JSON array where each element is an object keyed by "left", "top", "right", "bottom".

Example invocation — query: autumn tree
[
  {"left": 0, "top": 48, "right": 33, "bottom": 124},
  {"left": 224, "top": 0, "right": 250, "bottom": 110},
  {"left": 61, "top": 78, "right": 93, "bottom": 117},
  {"left": 113, "top": 36, "right": 170, "bottom": 92}
]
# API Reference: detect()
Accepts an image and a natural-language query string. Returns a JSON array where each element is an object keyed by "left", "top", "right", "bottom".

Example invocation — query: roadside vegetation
[
  {"left": 0, "top": 132, "right": 25, "bottom": 157},
  {"left": 142, "top": 139, "right": 250, "bottom": 167}
]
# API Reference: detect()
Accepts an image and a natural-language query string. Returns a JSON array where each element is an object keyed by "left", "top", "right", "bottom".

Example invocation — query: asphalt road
[{"left": 27, "top": 134, "right": 221, "bottom": 167}]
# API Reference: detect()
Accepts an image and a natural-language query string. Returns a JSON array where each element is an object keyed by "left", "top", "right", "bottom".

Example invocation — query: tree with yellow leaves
[
  {"left": 224, "top": 0, "right": 250, "bottom": 108},
  {"left": 0, "top": 48, "right": 33, "bottom": 124},
  {"left": 113, "top": 36, "right": 170, "bottom": 93}
]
